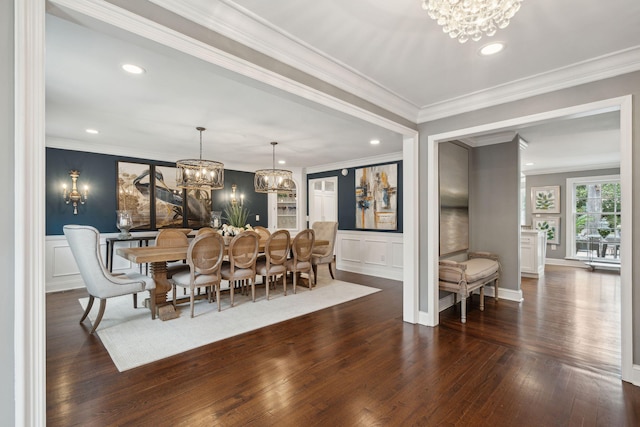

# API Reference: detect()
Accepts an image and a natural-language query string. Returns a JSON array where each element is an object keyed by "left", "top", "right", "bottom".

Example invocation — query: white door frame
[{"left": 425, "top": 96, "right": 633, "bottom": 383}]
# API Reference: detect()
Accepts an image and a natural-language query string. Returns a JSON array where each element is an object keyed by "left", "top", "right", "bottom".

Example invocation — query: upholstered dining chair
[
  {"left": 171, "top": 232, "right": 225, "bottom": 316},
  {"left": 256, "top": 229, "right": 290, "bottom": 299},
  {"left": 285, "top": 228, "right": 315, "bottom": 293},
  {"left": 221, "top": 231, "right": 260, "bottom": 306},
  {"left": 63, "top": 225, "right": 156, "bottom": 334},
  {"left": 311, "top": 221, "right": 338, "bottom": 283}
]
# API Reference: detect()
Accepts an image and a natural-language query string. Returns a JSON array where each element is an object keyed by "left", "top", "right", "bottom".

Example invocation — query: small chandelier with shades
[
  {"left": 254, "top": 142, "right": 294, "bottom": 193},
  {"left": 421, "top": 0, "right": 523, "bottom": 43},
  {"left": 176, "top": 126, "right": 224, "bottom": 190}
]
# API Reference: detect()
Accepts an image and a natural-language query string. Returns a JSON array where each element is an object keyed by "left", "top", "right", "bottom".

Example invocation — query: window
[{"left": 567, "top": 175, "right": 620, "bottom": 262}]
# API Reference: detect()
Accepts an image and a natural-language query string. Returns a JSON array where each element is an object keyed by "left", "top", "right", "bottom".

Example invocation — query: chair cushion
[
  {"left": 172, "top": 270, "right": 220, "bottom": 287},
  {"left": 285, "top": 259, "right": 311, "bottom": 271},
  {"left": 256, "top": 260, "right": 287, "bottom": 276},
  {"left": 440, "top": 258, "right": 499, "bottom": 285},
  {"left": 220, "top": 265, "right": 255, "bottom": 280}
]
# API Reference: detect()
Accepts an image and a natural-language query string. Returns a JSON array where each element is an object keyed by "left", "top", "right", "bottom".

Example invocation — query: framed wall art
[
  {"left": 117, "top": 161, "right": 152, "bottom": 230},
  {"left": 531, "top": 185, "right": 560, "bottom": 214},
  {"left": 155, "top": 165, "right": 184, "bottom": 228},
  {"left": 534, "top": 216, "right": 560, "bottom": 245},
  {"left": 355, "top": 163, "right": 397, "bottom": 230}
]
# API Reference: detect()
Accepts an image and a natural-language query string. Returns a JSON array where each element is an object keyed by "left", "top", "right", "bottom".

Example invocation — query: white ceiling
[{"left": 46, "top": 0, "right": 638, "bottom": 172}]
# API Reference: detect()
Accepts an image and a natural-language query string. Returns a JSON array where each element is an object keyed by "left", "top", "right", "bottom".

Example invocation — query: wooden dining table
[{"left": 117, "top": 238, "right": 328, "bottom": 319}]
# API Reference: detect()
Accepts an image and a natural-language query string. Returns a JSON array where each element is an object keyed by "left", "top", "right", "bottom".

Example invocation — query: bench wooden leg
[{"left": 480, "top": 286, "right": 485, "bottom": 311}]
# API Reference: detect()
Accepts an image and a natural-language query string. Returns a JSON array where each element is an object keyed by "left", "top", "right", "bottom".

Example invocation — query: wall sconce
[
  {"left": 230, "top": 184, "right": 244, "bottom": 206},
  {"left": 62, "top": 170, "right": 88, "bottom": 214}
]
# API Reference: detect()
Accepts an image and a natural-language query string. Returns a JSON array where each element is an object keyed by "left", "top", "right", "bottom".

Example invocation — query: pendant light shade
[
  {"left": 176, "top": 127, "right": 224, "bottom": 190},
  {"left": 254, "top": 142, "right": 294, "bottom": 193}
]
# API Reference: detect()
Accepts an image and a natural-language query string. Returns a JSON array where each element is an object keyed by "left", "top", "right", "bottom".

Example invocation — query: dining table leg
[{"left": 149, "top": 261, "right": 177, "bottom": 319}]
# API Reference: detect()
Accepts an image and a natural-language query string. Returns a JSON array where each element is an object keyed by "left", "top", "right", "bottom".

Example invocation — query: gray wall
[
  {"left": 526, "top": 168, "right": 620, "bottom": 259},
  {"left": 470, "top": 138, "right": 521, "bottom": 291},
  {"left": 418, "top": 70, "right": 640, "bottom": 363},
  {"left": 1, "top": 0, "right": 15, "bottom": 424}
]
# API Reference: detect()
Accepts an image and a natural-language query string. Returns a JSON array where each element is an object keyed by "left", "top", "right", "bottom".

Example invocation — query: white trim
[
  {"left": 522, "top": 163, "right": 620, "bottom": 176},
  {"left": 50, "top": 0, "right": 416, "bottom": 137},
  {"left": 565, "top": 174, "right": 621, "bottom": 259},
  {"left": 15, "top": 0, "right": 46, "bottom": 425},
  {"left": 403, "top": 135, "right": 420, "bottom": 324},
  {"left": 418, "top": 47, "right": 640, "bottom": 122},
  {"left": 544, "top": 258, "right": 591, "bottom": 269},
  {"left": 149, "top": 0, "right": 420, "bottom": 121},
  {"left": 306, "top": 152, "right": 403, "bottom": 175},
  {"left": 425, "top": 95, "right": 633, "bottom": 382}
]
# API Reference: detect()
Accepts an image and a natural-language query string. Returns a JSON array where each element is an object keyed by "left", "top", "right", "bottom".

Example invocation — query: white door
[{"left": 309, "top": 177, "right": 338, "bottom": 226}]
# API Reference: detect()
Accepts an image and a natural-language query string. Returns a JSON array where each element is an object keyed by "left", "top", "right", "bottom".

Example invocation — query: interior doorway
[{"left": 426, "top": 96, "right": 633, "bottom": 382}]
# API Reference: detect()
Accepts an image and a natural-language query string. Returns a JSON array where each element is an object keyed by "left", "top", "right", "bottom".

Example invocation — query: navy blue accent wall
[
  {"left": 46, "top": 148, "right": 268, "bottom": 235},
  {"left": 307, "top": 160, "right": 402, "bottom": 233}
]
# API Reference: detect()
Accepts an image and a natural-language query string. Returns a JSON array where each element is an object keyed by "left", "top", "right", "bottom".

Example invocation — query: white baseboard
[
  {"left": 632, "top": 364, "right": 640, "bottom": 386},
  {"left": 544, "top": 258, "right": 590, "bottom": 269}
]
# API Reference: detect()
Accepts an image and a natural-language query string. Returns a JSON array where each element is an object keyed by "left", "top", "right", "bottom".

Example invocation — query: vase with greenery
[{"left": 221, "top": 203, "right": 252, "bottom": 236}]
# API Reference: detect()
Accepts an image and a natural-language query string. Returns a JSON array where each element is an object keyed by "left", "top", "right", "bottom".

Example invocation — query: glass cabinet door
[{"left": 276, "top": 188, "right": 297, "bottom": 229}]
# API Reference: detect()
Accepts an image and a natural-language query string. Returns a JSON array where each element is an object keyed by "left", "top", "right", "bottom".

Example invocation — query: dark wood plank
[{"left": 46, "top": 265, "right": 640, "bottom": 425}]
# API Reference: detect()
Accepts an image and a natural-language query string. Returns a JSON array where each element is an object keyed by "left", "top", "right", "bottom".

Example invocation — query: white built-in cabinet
[
  {"left": 521, "top": 229, "right": 546, "bottom": 278},
  {"left": 268, "top": 185, "right": 298, "bottom": 232}
]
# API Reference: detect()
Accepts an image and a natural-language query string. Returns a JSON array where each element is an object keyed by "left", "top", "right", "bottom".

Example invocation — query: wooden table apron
[{"left": 116, "top": 240, "right": 328, "bottom": 319}]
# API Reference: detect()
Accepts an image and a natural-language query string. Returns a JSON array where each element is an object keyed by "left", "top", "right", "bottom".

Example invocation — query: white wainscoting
[
  {"left": 336, "top": 230, "right": 403, "bottom": 281},
  {"left": 45, "top": 233, "right": 154, "bottom": 293}
]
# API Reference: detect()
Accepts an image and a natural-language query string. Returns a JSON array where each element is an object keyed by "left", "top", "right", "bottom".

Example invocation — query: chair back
[
  {"left": 265, "top": 229, "right": 290, "bottom": 266},
  {"left": 188, "top": 232, "right": 225, "bottom": 275},
  {"left": 196, "top": 227, "right": 216, "bottom": 236},
  {"left": 253, "top": 226, "right": 271, "bottom": 242},
  {"left": 63, "top": 225, "right": 114, "bottom": 297},
  {"left": 311, "top": 221, "right": 338, "bottom": 256},
  {"left": 291, "top": 229, "right": 315, "bottom": 263},
  {"left": 228, "top": 231, "right": 260, "bottom": 270},
  {"left": 155, "top": 228, "right": 189, "bottom": 247}
]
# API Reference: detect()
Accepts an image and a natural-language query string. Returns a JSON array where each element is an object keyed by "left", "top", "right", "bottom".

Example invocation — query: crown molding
[
  {"left": 148, "top": 0, "right": 419, "bottom": 122},
  {"left": 458, "top": 131, "right": 517, "bottom": 147},
  {"left": 418, "top": 46, "right": 640, "bottom": 123},
  {"left": 522, "top": 162, "right": 620, "bottom": 176},
  {"left": 306, "top": 152, "right": 403, "bottom": 175}
]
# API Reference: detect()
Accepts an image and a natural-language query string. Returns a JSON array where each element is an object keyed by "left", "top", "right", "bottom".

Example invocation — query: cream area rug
[{"left": 79, "top": 276, "right": 380, "bottom": 372}]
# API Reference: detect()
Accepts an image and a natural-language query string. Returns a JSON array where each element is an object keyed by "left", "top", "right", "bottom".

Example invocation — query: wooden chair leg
[
  {"left": 283, "top": 273, "right": 287, "bottom": 296},
  {"left": 480, "top": 286, "right": 485, "bottom": 311},
  {"left": 216, "top": 285, "right": 221, "bottom": 312},
  {"left": 90, "top": 298, "right": 107, "bottom": 334},
  {"left": 312, "top": 264, "right": 318, "bottom": 285},
  {"left": 149, "top": 289, "right": 157, "bottom": 320},
  {"left": 80, "top": 295, "right": 94, "bottom": 323},
  {"left": 328, "top": 261, "right": 335, "bottom": 279},
  {"left": 460, "top": 295, "right": 467, "bottom": 324},
  {"left": 133, "top": 293, "right": 137, "bottom": 308}
]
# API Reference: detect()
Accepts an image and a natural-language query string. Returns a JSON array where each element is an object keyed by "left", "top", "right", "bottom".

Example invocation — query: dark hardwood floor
[{"left": 47, "top": 265, "right": 640, "bottom": 426}]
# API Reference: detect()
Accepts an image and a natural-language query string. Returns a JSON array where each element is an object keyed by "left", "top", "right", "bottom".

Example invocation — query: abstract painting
[
  {"left": 355, "top": 163, "right": 397, "bottom": 230},
  {"left": 155, "top": 165, "right": 184, "bottom": 228}
]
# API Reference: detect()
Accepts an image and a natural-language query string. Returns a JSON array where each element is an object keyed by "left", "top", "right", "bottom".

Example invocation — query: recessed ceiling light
[
  {"left": 122, "top": 63, "right": 145, "bottom": 74},
  {"left": 479, "top": 42, "right": 505, "bottom": 56},
  {"left": 370, "top": 139, "right": 380, "bottom": 145},
  {"left": 278, "top": 160, "right": 286, "bottom": 165},
  {"left": 525, "top": 162, "right": 534, "bottom": 166},
  {"left": 85, "top": 129, "right": 99, "bottom": 134}
]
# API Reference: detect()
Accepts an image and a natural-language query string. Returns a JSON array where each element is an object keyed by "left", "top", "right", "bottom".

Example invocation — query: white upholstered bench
[{"left": 439, "top": 252, "right": 500, "bottom": 323}]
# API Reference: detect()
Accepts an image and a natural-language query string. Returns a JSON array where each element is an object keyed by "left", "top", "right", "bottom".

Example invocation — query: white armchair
[
  {"left": 311, "top": 221, "right": 338, "bottom": 283},
  {"left": 63, "top": 225, "right": 156, "bottom": 333}
]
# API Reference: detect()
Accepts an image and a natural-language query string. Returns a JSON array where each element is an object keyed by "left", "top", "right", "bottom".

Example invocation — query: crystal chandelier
[
  {"left": 176, "top": 127, "right": 224, "bottom": 190},
  {"left": 254, "top": 142, "right": 294, "bottom": 193},
  {"left": 421, "top": 0, "right": 523, "bottom": 43}
]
